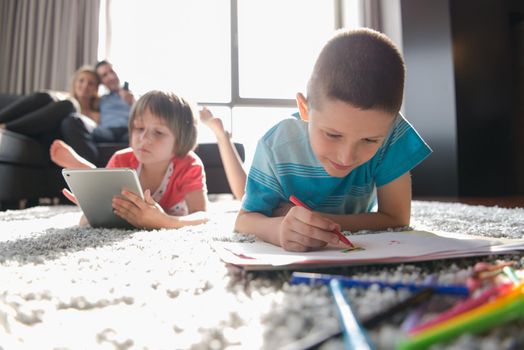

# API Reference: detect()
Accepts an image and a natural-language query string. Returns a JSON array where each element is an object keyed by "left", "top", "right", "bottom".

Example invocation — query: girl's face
[
  {"left": 74, "top": 72, "right": 99, "bottom": 100},
  {"left": 131, "top": 109, "right": 176, "bottom": 165}
]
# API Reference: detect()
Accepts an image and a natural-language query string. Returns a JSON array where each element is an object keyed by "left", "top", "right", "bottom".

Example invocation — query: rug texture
[{"left": 1, "top": 200, "right": 523, "bottom": 350}]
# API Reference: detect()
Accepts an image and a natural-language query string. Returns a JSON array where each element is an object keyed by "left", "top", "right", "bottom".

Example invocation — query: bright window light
[
  {"left": 232, "top": 106, "right": 298, "bottom": 168},
  {"left": 102, "top": 0, "right": 231, "bottom": 102},
  {"left": 237, "top": 0, "right": 335, "bottom": 99},
  {"left": 100, "top": 0, "right": 362, "bottom": 163}
]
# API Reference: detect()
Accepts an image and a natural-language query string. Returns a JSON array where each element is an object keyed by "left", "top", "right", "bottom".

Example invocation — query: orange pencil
[{"left": 289, "top": 195, "right": 354, "bottom": 247}]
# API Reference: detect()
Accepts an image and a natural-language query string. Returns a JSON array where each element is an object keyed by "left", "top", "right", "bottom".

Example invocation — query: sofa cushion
[{"left": 0, "top": 129, "right": 48, "bottom": 166}]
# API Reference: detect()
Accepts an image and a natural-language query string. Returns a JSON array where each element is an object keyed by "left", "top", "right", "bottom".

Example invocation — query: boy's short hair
[
  {"left": 94, "top": 60, "right": 110, "bottom": 71},
  {"left": 128, "top": 91, "right": 198, "bottom": 157},
  {"left": 307, "top": 28, "right": 405, "bottom": 115}
]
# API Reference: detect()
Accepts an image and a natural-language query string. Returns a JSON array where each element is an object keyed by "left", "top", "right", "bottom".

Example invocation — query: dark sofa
[{"left": 0, "top": 94, "right": 244, "bottom": 210}]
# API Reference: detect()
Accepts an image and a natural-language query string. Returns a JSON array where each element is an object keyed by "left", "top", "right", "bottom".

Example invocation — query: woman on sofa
[{"left": 0, "top": 65, "right": 100, "bottom": 152}]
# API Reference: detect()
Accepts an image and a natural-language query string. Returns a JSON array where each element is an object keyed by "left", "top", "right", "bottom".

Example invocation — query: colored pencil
[
  {"left": 397, "top": 282, "right": 524, "bottom": 350},
  {"left": 290, "top": 272, "right": 471, "bottom": 297},
  {"left": 329, "top": 279, "right": 375, "bottom": 350}
]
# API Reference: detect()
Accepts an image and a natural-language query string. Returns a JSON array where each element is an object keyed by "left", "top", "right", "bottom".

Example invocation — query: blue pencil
[
  {"left": 329, "top": 278, "right": 375, "bottom": 350},
  {"left": 291, "top": 272, "right": 470, "bottom": 297}
]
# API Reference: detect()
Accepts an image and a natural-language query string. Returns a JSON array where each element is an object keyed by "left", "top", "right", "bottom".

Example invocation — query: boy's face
[
  {"left": 300, "top": 95, "right": 395, "bottom": 178},
  {"left": 130, "top": 109, "right": 176, "bottom": 165}
]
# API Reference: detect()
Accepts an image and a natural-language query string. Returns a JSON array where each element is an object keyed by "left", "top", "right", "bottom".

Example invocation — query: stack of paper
[{"left": 212, "top": 231, "right": 524, "bottom": 270}]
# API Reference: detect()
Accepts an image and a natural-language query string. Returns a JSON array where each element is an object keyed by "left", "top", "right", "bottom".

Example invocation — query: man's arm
[
  {"left": 118, "top": 89, "right": 135, "bottom": 105},
  {"left": 323, "top": 172, "right": 412, "bottom": 232}
]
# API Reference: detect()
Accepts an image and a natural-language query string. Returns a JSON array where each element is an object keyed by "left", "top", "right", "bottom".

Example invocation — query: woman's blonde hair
[
  {"left": 69, "top": 65, "right": 100, "bottom": 111},
  {"left": 128, "top": 91, "right": 198, "bottom": 157}
]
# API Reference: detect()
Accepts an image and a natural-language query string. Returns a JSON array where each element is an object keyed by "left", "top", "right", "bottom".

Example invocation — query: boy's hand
[
  {"left": 272, "top": 202, "right": 293, "bottom": 217},
  {"left": 278, "top": 206, "right": 342, "bottom": 252},
  {"left": 112, "top": 189, "right": 166, "bottom": 229}
]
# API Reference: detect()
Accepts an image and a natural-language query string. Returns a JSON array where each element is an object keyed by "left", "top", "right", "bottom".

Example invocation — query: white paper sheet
[{"left": 213, "top": 230, "right": 524, "bottom": 270}]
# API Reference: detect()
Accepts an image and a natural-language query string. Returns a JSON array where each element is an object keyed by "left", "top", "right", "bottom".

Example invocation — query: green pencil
[{"left": 396, "top": 294, "right": 524, "bottom": 350}]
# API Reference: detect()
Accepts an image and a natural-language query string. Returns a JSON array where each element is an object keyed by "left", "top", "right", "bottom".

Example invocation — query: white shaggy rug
[{"left": 1, "top": 200, "right": 523, "bottom": 350}]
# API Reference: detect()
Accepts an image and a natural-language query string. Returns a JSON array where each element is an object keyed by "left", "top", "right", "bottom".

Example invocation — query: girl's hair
[
  {"left": 128, "top": 91, "right": 198, "bottom": 157},
  {"left": 69, "top": 65, "right": 100, "bottom": 111}
]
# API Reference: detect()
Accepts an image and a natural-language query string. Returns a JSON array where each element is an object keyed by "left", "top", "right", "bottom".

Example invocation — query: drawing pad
[{"left": 62, "top": 168, "right": 144, "bottom": 228}]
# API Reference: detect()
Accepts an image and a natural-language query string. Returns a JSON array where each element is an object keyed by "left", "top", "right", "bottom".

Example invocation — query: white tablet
[{"left": 62, "top": 168, "right": 144, "bottom": 228}]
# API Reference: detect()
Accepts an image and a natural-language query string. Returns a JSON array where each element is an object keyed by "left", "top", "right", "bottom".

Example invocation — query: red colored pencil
[{"left": 289, "top": 195, "right": 354, "bottom": 247}]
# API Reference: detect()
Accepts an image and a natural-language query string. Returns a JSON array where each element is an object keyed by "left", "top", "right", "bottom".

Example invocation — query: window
[
  {"left": 237, "top": 0, "right": 335, "bottom": 99},
  {"left": 100, "top": 0, "right": 362, "bottom": 164},
  {"left": 99, "top": 0, "right": 231, "bottom": 101}
]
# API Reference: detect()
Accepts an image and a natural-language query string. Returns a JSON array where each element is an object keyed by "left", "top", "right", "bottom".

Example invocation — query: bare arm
[
  {"left": 200, "top": 107, "right": 246, "bottom": 199},
  {"left": 215, "top": 131, "right": 246, "bottom": 200},
  {"left": 235, "top": 210, "right": 284, "bottom": 246},
  {"left": 185, "top": 189, "right": 208, "bottom": 213},
  {"left": 323, "top": 172, "right": 412, "bottom": 231}
]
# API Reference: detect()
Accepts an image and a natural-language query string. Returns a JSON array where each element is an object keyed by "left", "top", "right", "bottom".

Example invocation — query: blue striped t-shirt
[{"left": 242, "top": 114, "right": 432, "bottom": 216}]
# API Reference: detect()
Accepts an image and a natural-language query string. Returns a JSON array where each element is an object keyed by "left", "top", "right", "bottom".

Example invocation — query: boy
[{"left": 234, "top": 28, "right": 431, "bottom": 252}]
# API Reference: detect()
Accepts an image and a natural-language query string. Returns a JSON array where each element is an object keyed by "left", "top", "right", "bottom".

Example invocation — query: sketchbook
[{"left": 212, "top": 230, "right": 524, "bottom": 270}]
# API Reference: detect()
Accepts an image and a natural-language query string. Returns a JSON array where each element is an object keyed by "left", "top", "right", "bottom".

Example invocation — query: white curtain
[{"left": 0, "top": 0, "right": 100, "bottom": 95}]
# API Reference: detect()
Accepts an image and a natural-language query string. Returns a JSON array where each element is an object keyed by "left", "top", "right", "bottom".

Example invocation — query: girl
[{"left": 51, "top": 90, "right": 208, "bottom": 229}]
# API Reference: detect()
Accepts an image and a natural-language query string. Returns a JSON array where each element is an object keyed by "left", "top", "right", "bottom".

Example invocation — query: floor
[{"left": 414, "top": 195, "right": 524, "bottom": 209}]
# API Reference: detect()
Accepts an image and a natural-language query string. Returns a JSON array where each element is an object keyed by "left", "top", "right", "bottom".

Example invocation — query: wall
[
  {"left": 450, "top": 0, "right": 523, "bottom": 196},
  {"left": 384, "top": 0, "right": 524, "bottom": 197},
  {"left": 397, "top": 0, "right": 459, "bottom": 196}
]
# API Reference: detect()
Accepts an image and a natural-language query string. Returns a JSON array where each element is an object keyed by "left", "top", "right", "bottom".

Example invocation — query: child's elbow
[
  {"left": 392, "top": 213, "right": 410, "bottom": 228},
  {"left": 234, "top": 210, "right": 249, "bottom": 232},
  {"left": 233, "top": 215, "right": 244, "bottom": 233}
]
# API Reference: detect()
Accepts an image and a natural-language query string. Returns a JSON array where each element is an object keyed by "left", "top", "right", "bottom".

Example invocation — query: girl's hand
[
  {"left": 175, "top": 211, "right": 209, "bottom": 227},
  {"left": 112, "top": 189, "right": 166, "bottom": 229},
  {"left": 62, "top": 188, "right": 78, "bottom": 205},
  {"left": 278, "top": 206, "right": 342, "bottom": 252},
  {"left": 199, "top": 107, "right": 227, "bottom": 136}
]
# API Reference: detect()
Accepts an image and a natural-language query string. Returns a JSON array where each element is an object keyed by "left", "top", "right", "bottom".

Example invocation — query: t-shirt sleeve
[
  {"left": 241, "top": 138, "right": 285, "bottom": 216},
  {"left": 374, "top": 115, "right": 432, "bottom": 187},
  {"left": 105, "top": 153, "right": 120, "bottom": 168},
  {"left": 178, "top": 157, "right": 206, "bottom": 194}
]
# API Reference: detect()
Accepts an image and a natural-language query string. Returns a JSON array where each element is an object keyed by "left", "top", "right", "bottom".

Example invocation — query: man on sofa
[{"left": 60, "top": 60, "right": 134, "bottom": 165}]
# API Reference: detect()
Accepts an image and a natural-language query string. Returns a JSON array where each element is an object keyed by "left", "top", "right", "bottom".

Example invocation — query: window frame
[{"left": 198, "top": 0, "right": 354, "bottom": 135}]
